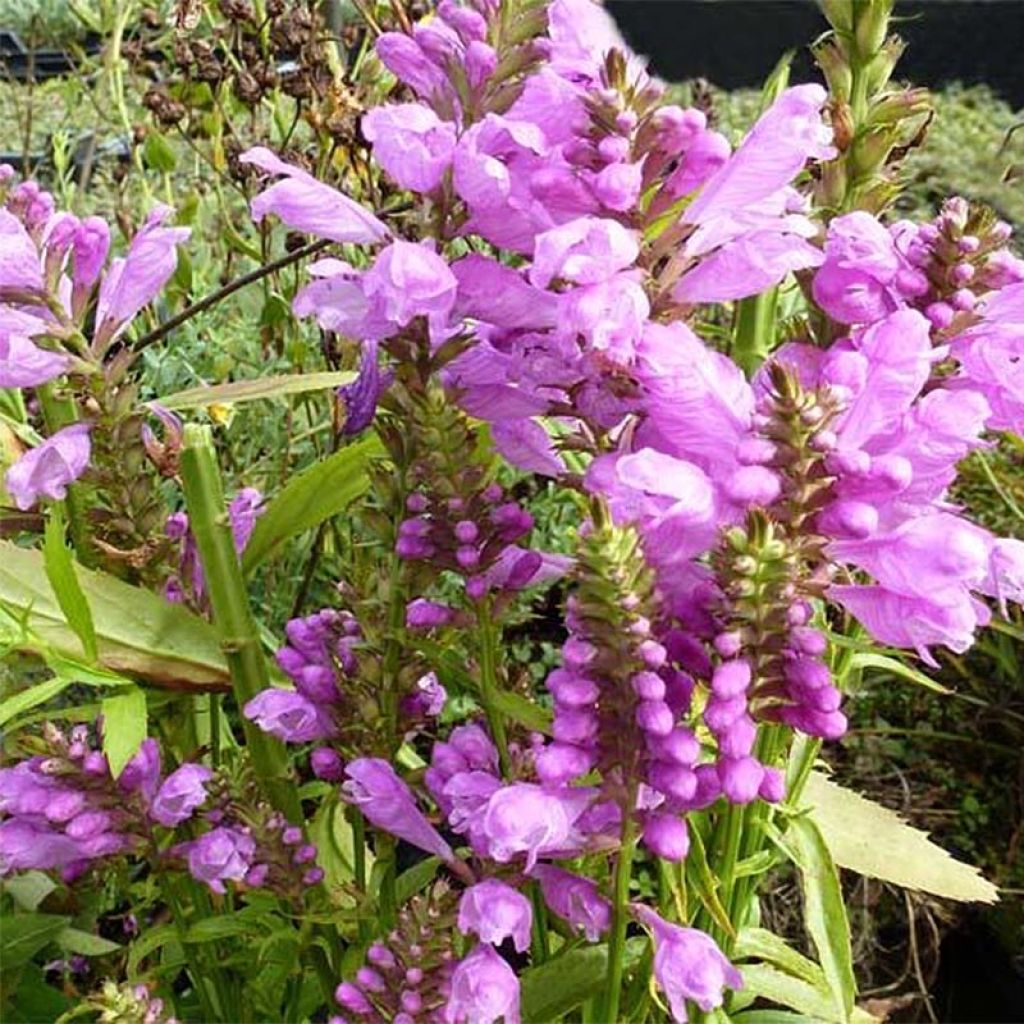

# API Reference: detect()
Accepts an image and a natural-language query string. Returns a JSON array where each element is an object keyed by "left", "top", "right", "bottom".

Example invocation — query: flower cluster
[
  {"left": 0, "top": 723, "right": 209, "bottom": 880},
  {"left": 0, "top": 169, "right": 188, "bottom": 511}
]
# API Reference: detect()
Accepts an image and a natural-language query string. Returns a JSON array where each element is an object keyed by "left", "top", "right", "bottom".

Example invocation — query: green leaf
[
  {"left": 185, "top": 913, "right": 265, "bottom": 943},
  {"left": 43, "top": 505, "right": 97, "bottom": 661},
  {"left": 739, "top": 964, "right": 854, "bottom": 1024},
  {"left": 395, "top": 856, "right": 442, "bottom": 904},
  {"left": 803, "top": 771, "right": 998, "bottom": 903},
  {"left": 0, "top": 677, "right": 72, "bottom": 728},
  {"left": 735, "top": 928, "right": 826, "bottom": 988},
  {"left": 734, "top": 1012, "right": 821, "bottom": 1024},
  {"left": 785, "top": 815, "right": 857, "bottom": 1023},
  {"left": 489, "top": 689, "right": 553, "bottom": 734},
  {"left": 684, "top": 822, "right": 736, "bottom": 939},
  {"left": 850, "top": 651, "right": 950, "bottom": 694},
  {"left": 44, "top": 653, "right": 134, "bottom": 689},
  {"left": 156, "top": 371, "right": 356, "bottom": 411},
  {"left": 100, "top": 688, "right": 147, "bottom": 779},
  {"left": 242, "top": 435, "right": 384, "bottom": 572},
  {"left": 310, "top": 798, "right": 369, "bottom": 897},
  {"left": 55, "top": 927, "right": 121, "bottom": 956},
  {"left": 0, "top": 912, "right": 70, "bottom": 968},
  {"left": 759, "top": 50, "right": 795, "bottom": 108},
  {"left": 2, "top": 963, "right": 73, "bottom": 1022},
  {"left": 143, "top": 132, "right": 177, "bottom": 173},
  {"left": 2, "top": 873, "right": 56, "bottom": 912},
  {"left": 127, "top": 924, "right": 179, "bottom": 977},
  {"left": 520, "top": 938, "right": 646, "bottom": 1020},
  {"left": 0, "top": 540, "right": 229, "bottom": 689}
]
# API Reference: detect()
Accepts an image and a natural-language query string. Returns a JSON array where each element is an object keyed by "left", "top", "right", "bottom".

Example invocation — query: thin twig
[{"left": 132, "top": 238, "right": 330, "bottom": 353}]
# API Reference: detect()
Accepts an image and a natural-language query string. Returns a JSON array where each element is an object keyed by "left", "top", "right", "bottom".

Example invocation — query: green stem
[
  {"left": 530, "top": 881, "right": 551, "bottom": 964},
  {"left": 732, "top": 287, "right": 778, "bottom": 376},
  {"left": 476, "top": 602, "right": 511, "bottom": 776},
  {"left": 350, "top": 805, "right": 372, "bottom": 943},
  {"left": 710, "top": 801, "right": 747, "bottom": 950},
  {"left": 163, "top": 875, "right": 229, "bottom": 1021},
  {"left": 179, "top": 424, "right": 300, "bottom": 821},
  {"left": 601, "top": 811, "right": 638, "bottom": 1023},
  {"left": 726, "top": 725, "right": 788, "bottom": 940}
]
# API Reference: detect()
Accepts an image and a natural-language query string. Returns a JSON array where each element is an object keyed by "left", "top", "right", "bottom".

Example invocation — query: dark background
[{"left": 606, "top": 0, "right": 1024, "bottom": 107}]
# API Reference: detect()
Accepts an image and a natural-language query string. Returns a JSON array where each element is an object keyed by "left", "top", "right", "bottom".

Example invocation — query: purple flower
[
  {"left": 311, "top": 748, "right": 346, "bottom": 782},
  {"left": 338, "top": 343, "right": 390, "bottom": 435},
  {"left": 187, "top": 827, "right": 256, "bottom": 894},
  {"left": 242, "top": 147, "right": 388, "bottom": 244},
  {"left": 343, "top": 758, "right": 454, "bottom": 862},
  {"left": 457, "top": 879, "right": 532, "bottom": 953},
  {"left": 479, "top": 783, "right": 582, "bottom": 870},
  {"left": 406, "top": 598, "right": 457, "bottom": 630},
  {"left": 531, "top": 864, "right": 610, "bottom": 941},
  {"left": 375, "top": 31, "right": 449, "bottom": 101},
  {"left": 0, "top": 209, "right": 43, "bottom": 296},
  {"left": 71, "top": 216, "right": 111, "bottom": 292},
  {"left": 362, "top": 240, "right": 457, "bottom": 338},
  {"left": 634, "top": 905, "right": 743, "bottom": 1018},
  {"left": 685, "top": 85, "right": 834, "bottom": 225},
  {"left": 812, "top": 211, "right": 924, "bottom": 324},
  {"left": 5, "top": 423, "right": 91, "bottom": 509},
  {"left": 530, "top": 217, "right": 639, "bottom": 289},
  {"left": 363, "top": 104, "right": 457, "bottom": 193},
  {"left": 450, "top": 254, "right": 560, "bottom": 331},
  {"left": 227, "top": 487, "right": 264, "bottom": 553},
  {"left": 0, "top": 331, "right": 68, "bottom": 388},
  {"left": 402, "top": 671, "right": 447, "bottom": 719},
  {"left": 0, "top": 819, "right": 81, "bottom": 874},
  {"left": 643, "top": 814, "right": 690, "bottom": 862},
  {"left": 118, "top": 738, "right": 163, "bottom": 801},
  {"left": 94, "top": 206, "right": 190, "bottom": 347},
  {"left": 150, "top": 763, "right": 212, "bottom": 827},
  {"left": 243, "top": 690, "right": 335, "bottom": 743},
  {"left": 444, "top": 944, "right": 521, "bottom": 1024}
]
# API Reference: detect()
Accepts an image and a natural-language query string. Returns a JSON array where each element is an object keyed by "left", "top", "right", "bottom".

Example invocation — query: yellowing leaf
[
  {"left": 804, "top": 771, "right": 998, "bottom": 903},
  {"left": 0, "top": 540, "right": 229, "bottom": 690}
]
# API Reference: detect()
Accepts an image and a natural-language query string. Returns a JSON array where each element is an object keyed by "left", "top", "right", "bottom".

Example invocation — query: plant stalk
[
  {"left": 179, "top": 423, "right": 300, "bottom": 821},
  {"left": 476, "top": 602, "right": 511, "bottom": 775},
  {"left": 601, "top": 809, "right": 638, "bottom": 1023}
]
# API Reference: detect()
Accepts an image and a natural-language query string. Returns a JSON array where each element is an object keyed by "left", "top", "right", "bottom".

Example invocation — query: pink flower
[
  {"left": 242, "top": 147, "right": 388, "bottom": 244},
  {"left": 0, "top": 331, "right": 68, "bottom": 387},
  {"left": 529, "top": 217, "right": 639, "bottom": 289},
  {"left": 0, "top": 209, "right": 43, "bottom": 296},
  {"left": 243, "top": 690, "right": 335, "bottom": 743},
  {"left": 444, "top": 944, "right": 521, "bottom": 1024},
  {"left": 633, "top": 905, "right": 743, "bottom": 1018},
  {"left": 5, "top": 423, "right": 91, "bottom": 510},
  {"left": 531, "top": 864, "right": 610, "bottom": 940},
  {"left": 478, "top": 783, "right": 584, "bottom": 870},
  {"left": 343, "top": 758, "right": 455, "bottom": 863},
  {"left": 150, "top": 764, "right": 212, "bottom": 827},
  {"left": 94, "top": 206, "right": 190, "bottom": 347},
  {"left": 457, "top": 879, "right": 532, "bottom": 953},
  {"left": 362, "top": 240, "right": 457, "bottom": 337},
  {"left": 363, "top": 104, "right": 456, "bottom": 193},
  {"left": 187, "top": 827, "right": 255, "bottom": 894},
  {"left": 685, "top": 85, "right": 834, "bottom": 225}
]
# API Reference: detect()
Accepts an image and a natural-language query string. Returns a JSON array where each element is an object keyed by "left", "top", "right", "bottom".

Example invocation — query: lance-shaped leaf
[
  {"left": 156, "top": 371, "right": 355, "bottom": 411},
  {"left": 242, "top": 434, "right": 384, "bottom": 572},
  {"left": 0, "top": 540, "right": 229, "bottom": 689},
  {"left": 101, "top": 687, "right": 148, "bottom": 779},
  {"left": 520, "top": 938, "right": 647, "bottom": 1020},
  {"left": 784, "top": 815, "right": 857, "bottom": 1023},
  {"left": 804, "top": 771, "right": 998, "bottom": 903}
]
